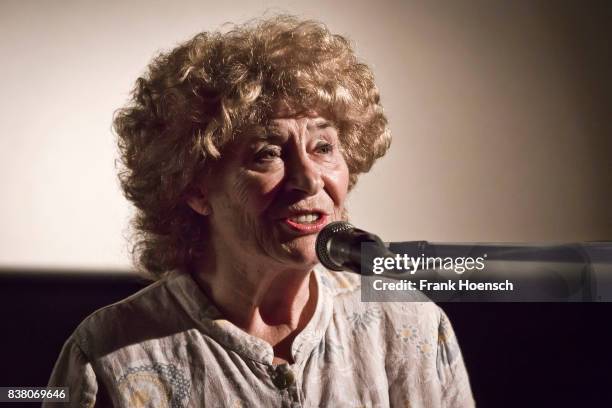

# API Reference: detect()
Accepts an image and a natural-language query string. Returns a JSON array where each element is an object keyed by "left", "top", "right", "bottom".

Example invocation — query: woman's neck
[{"left": 191, "top": 252, "right": 318, "bottom": 363}]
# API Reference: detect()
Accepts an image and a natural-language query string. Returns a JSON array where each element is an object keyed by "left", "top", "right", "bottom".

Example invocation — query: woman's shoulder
[{"left": 68, "top": 271, "right": 192, "bottom": 358}]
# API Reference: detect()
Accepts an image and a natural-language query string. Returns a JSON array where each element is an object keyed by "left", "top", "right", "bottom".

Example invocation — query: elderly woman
[{"left": 47, "top": 16, "right": 473, "bottom": 407}]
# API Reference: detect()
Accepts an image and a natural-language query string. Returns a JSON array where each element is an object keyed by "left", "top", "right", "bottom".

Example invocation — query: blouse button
[{"left": 273, "top": 368, "right": 295, "bottom": 389}]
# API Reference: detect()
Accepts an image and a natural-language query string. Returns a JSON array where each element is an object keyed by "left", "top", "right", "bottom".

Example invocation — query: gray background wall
[{"left": 1, "top": 0, "right": 610, "bottom": 270}]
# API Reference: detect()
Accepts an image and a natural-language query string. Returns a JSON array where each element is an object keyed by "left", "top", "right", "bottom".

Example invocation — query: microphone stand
[{"left": 358, "top": 241, "right": 612, "bottom": 302}]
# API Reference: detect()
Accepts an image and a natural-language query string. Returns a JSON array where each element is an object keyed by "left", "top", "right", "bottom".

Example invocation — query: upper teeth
[{"left": 291, "top": 213, "right": 320, "bottom": 223}]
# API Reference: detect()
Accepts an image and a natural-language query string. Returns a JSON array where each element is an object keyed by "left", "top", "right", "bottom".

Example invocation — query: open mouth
[
  {"left": 288, "top": 213, "right": 322, "bottom": 224},
  {"left": 284, "top": 212, "right": 328, "bottom": 232}
]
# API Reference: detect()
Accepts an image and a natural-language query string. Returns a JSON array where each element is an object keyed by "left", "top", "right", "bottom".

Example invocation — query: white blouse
[{"left": 45, "top": 266, "right": 474, "bottom": 407}]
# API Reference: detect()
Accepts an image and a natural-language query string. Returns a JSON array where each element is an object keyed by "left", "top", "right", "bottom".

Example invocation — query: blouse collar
[{"left": 164, "top": 265, "right": 334, "bottom": 365}]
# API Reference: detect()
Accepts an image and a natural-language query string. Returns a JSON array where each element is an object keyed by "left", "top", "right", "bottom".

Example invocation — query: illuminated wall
[{"left": 0, "top": 0, "right": 609, "bottom": 269}]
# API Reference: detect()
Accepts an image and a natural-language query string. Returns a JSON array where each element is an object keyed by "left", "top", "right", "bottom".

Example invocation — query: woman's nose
[{"left": 284, "top": 152, "right": 323, "bottom": 196}]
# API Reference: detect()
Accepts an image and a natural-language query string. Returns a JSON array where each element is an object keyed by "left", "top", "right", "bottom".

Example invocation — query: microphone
[
  {"left": 316, "top": 221, "right": 606, "bottom": 273},
  {"left": 315, "top": 221, "right": 406, "bottom": 274},
  {"left": 316, "top": 221, "right": 612, "bottom": 301}
]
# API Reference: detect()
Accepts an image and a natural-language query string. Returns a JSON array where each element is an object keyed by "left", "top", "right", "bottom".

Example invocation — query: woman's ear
[{"left": 186, "top": 185, "right": 212, "bottom": 216}]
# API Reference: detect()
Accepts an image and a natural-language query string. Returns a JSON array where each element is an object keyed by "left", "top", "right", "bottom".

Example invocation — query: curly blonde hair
[{"left": 114, "top": 15, "right": 391, "bottom": 278}]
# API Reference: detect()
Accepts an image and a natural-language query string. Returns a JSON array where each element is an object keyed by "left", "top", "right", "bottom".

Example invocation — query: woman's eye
[
  {"left": 315, "top": 142, "right": 334, "bottom": 154},
  {"left": 254, "top": 147, "right": 281, "bottom": 162}
]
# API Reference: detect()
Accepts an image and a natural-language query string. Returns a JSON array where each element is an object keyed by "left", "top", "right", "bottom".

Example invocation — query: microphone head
[{"left": 316, "top": 221, "right": 354, "bottom": 271}]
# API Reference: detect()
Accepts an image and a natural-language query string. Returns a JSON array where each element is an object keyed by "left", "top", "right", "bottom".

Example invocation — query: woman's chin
[{"left": 272, "top": 237, "right": 320, "bottom": 268}]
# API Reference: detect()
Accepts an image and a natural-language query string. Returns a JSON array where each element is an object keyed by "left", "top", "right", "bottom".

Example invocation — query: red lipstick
[{"left": 284, "top": 213, "right": 329, "bottom": 233}]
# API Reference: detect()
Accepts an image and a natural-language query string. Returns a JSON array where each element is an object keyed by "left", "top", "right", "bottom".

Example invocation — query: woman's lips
[{"left": 283, "top": 213, "right": 329, "bottom": 233}]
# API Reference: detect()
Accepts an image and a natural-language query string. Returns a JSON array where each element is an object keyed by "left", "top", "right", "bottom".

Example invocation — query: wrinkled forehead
[
  {"left": 222, "top": 99, "right": 338, "bottom": 152},
  {"left": 267, "top": 99, "right": 336, "bottom": 122},
  {"left": 241, "top": 118, "right": 335, "bottom": 147},
  {"left": 270, "top": 100, "right": 317, "bottom": 119}
]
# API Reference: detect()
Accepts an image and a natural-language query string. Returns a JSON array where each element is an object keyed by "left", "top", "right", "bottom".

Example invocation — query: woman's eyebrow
[
  {"left": 253, "top": 128, "right": 285, "bottom": 144},
  {"left": 308, "top": 120, "right": 335, "bottom": 131}
]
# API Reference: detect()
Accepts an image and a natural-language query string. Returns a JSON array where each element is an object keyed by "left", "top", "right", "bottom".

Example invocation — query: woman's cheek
[
  {"left": 239, "top": 170, "right": 284, "bottom": 210},
  {"left": 230, "top": 172, "right": 256, "bottom": 206},
  {"left": 324, "top": 162, "right": 350, "bottom": 205}
]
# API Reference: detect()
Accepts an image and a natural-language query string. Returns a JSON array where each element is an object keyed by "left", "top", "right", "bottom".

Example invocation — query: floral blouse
[{"left": 45, "top": 266, "right": 474, "bottom": 407}]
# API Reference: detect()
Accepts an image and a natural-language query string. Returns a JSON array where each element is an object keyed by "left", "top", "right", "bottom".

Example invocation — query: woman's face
[{"left": 202, "top": 113, "right": 349, "bottom": 270}]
